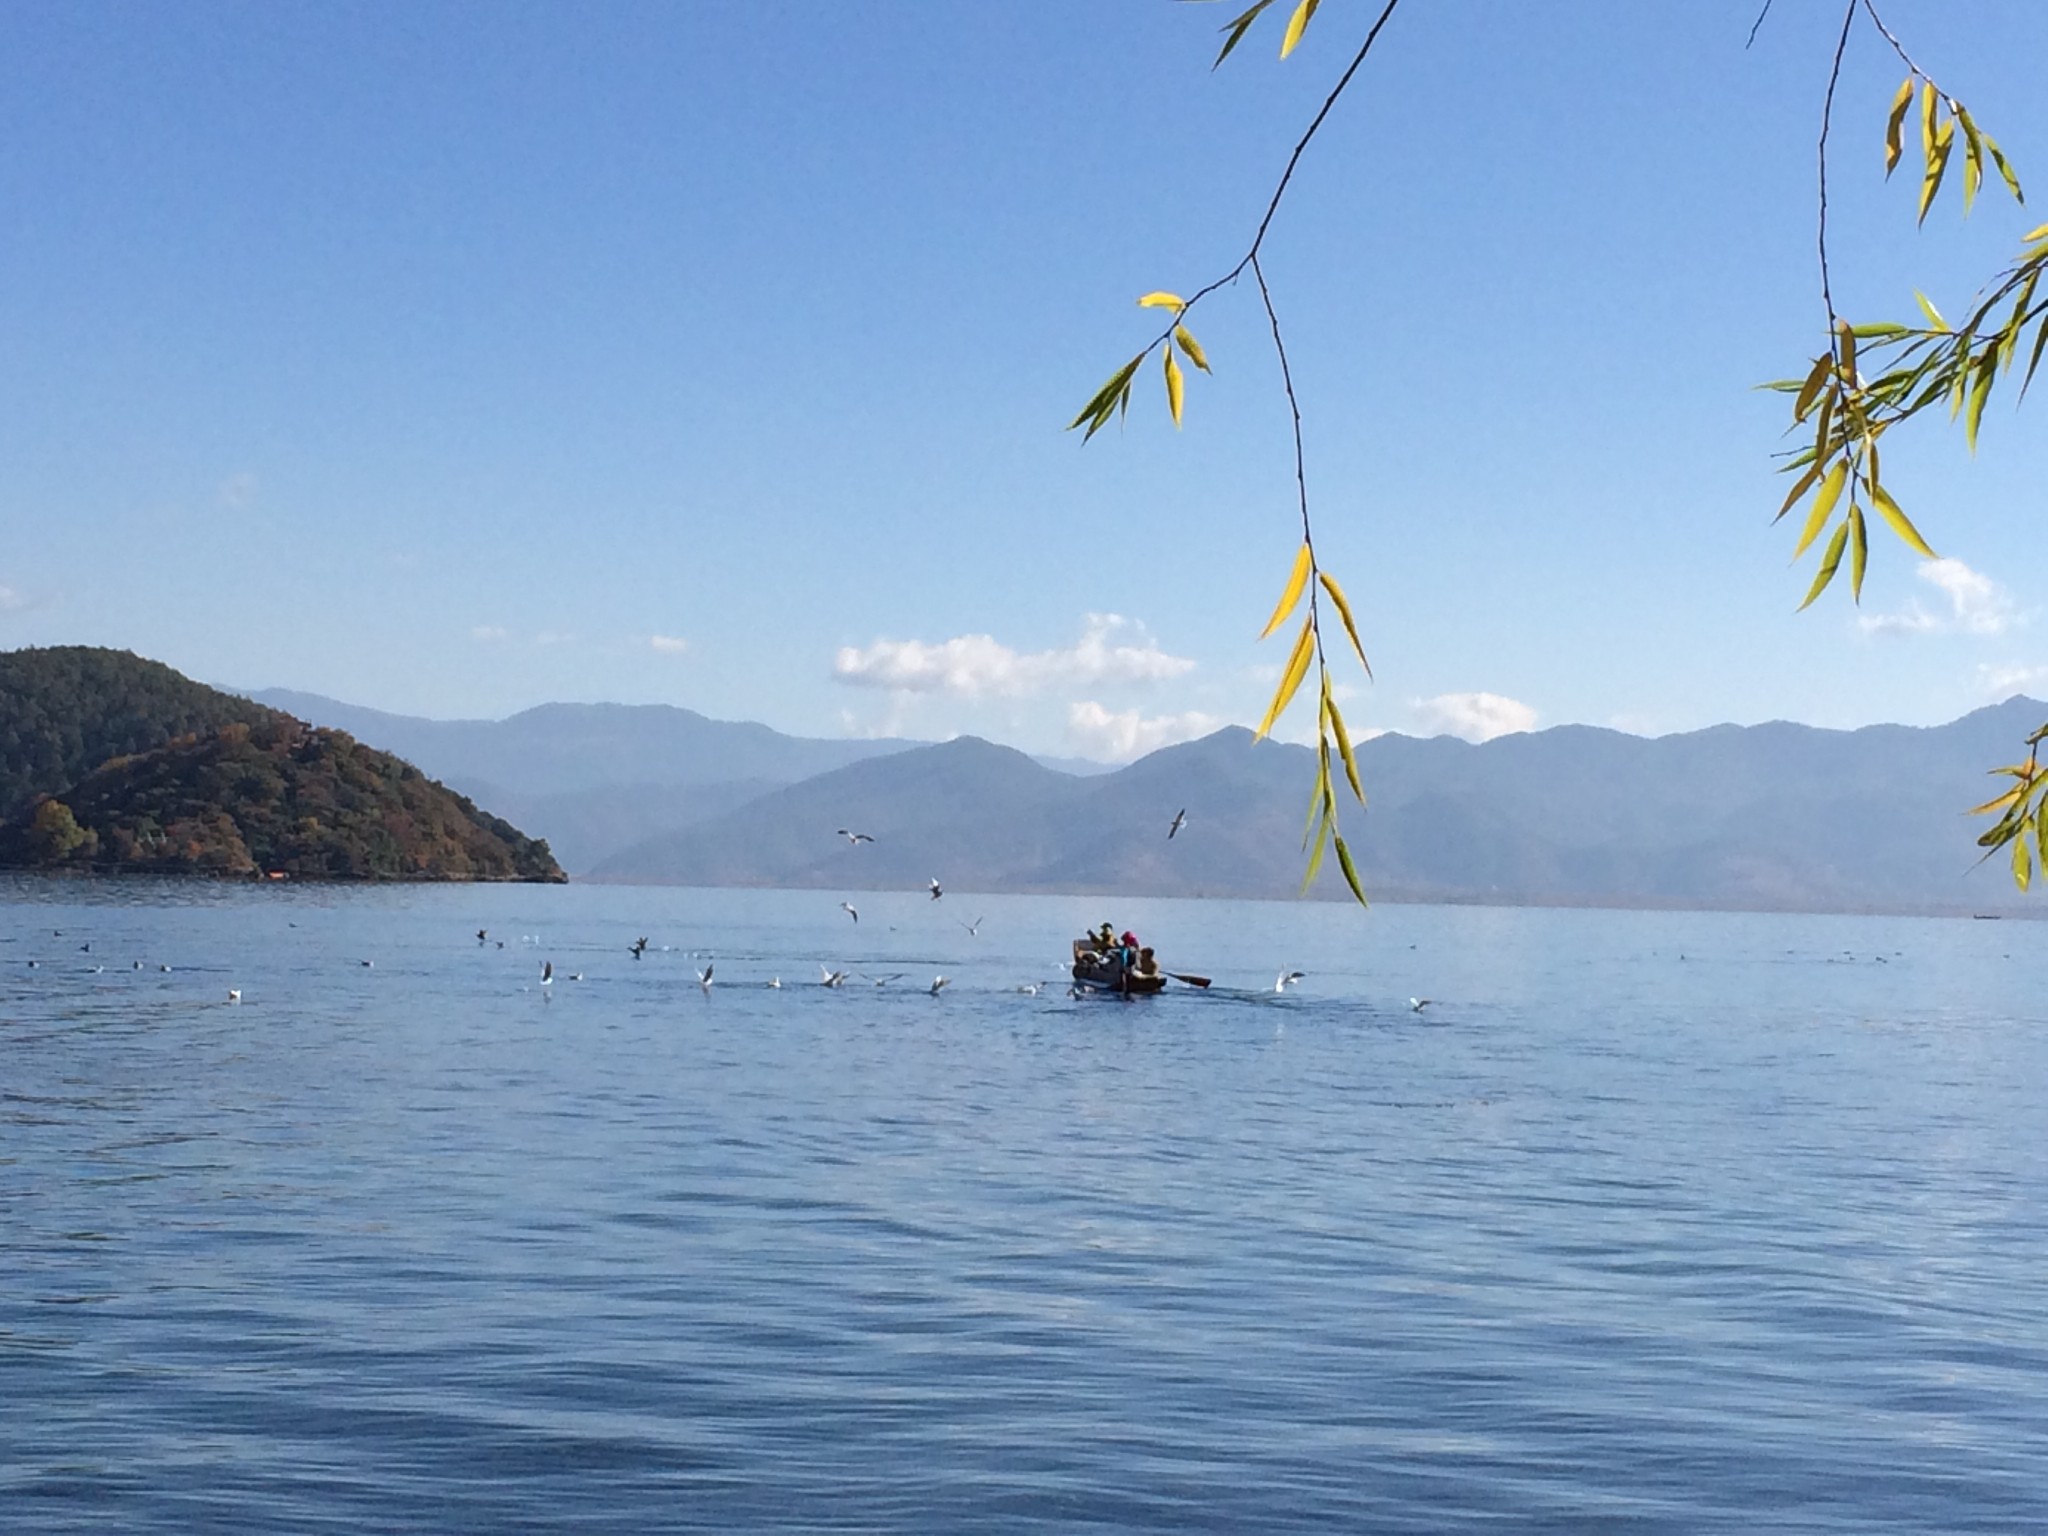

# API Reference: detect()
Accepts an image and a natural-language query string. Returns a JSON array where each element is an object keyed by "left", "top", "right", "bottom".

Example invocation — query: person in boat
[
  {"left": 1095, "top": 921, "right": 1116, "bottom": 954},
  {"left": 1119, "top": 929, "right": 1140, "bottom": 967},
  {"left": 1135, "top": 947, "right": 1159, "bottom": 979}
]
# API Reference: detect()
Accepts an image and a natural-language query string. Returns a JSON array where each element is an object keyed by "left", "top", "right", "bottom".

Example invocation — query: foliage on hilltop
[
  {"left": 0, "top": 646, "right": 279, "bottom": 818},
  {"left": 0, "top": 716, "right": 563, "bottom": 881},
  {"left": 0, "top": 646, "right": 563, "bottom": 881}
]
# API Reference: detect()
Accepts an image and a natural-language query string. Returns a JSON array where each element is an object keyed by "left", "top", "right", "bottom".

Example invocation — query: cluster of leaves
[
  {"left": 1256, "top": 542, "right": 1372, "bottom": 901},
  {"left": 0, "top": 717, "right": 564, "bottom": 881},
  {"left": 1067, "top": 293, "right": 1211, "bottom": 440},
  {"left": 1973, "top": 722, "right": 2048, "bottom": 890},
  {"left": 0, "top": 645, "right": 275, "bottom": 817},
  {"left": 1775, "top": 15, "right": 2047, "bottom": 879}
]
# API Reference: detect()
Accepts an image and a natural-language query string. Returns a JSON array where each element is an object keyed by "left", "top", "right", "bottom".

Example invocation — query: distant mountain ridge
[{"left": 586, "top": 700, "right": 2048, "bottom": 915}]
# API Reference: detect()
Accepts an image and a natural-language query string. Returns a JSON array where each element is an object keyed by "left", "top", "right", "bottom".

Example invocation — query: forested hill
[
  {"left": 0, "top": 647, "right": 563, "bottom": 882},
  {"left": 0, "top": 645, "right": 275, "bottom": 817}
]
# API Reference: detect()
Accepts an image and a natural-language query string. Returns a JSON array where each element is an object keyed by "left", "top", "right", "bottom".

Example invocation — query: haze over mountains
[{"left": 248, "top": 688, "right": 2047, "bottom": 916}]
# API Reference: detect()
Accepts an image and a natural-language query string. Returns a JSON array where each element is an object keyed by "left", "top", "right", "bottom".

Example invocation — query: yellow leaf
[
  {"left": 1774, "top": 460, "right": 1823, "bottom": 525},
  {"left": 1174, "top": 325, "right": 1210, "bottom": 373},
  {"left": 1914, "top": 290, "right": 1949, "bottom": 331},
  {"left": 1259, "top": 543, "right": 1313, "bottom": 640},
  {"left": 1333, "top": 834, "right": 1367, "bottom": 906},
  {"left": 1794, "top": 461, "right": 1846, "bottom": 559},
  {"left": 1870, "top": 485, "right": 1937, "bottom": 559},
  {"left": 1798, "top": 522, "right": 1849, "bottom": 610},
  {"left": 1279, "top": 0, "right": 1319, "bottom": 59},
  {"left": 1920, "top": 118, "right": 1954, "bottom": 224},
  {"left": 1971, "top": 786, "right": 2025, "bottom": 817},
  {"left": 1257, "top": 614, "right": 1316, "bottom": 740},
  {"left": 1792, "top": 352, "right": 1831, "bottom": 419},
  {"left": 1884, "top": 75, "right": 1914, "bottom": 176},
  {"left": 1919, "top": 79, "right": 1937, "bottom": 161},
  {"left": 1325, "top": 692, "right": 1367, "bottom": 804},
  {"left": 1163, "top": 347, "right": 1184, "bottom": 427},
  {"left": 2013, "top": 831, "right": 2033, "bottom": 891},
  {"left": 1849, "top": 502, "right": 1867, "bottom": 600},
  {"left": 1137, "top": 291, "right": 1185, "bottom": 312},
  {"left": 1318, "top": 570, "right": 1372, "bottom": 677}
]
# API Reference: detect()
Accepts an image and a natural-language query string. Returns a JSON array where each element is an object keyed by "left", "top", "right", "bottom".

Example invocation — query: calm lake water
[{"left": 3, "top": 876, "right": 2045, "bottom": 1532}]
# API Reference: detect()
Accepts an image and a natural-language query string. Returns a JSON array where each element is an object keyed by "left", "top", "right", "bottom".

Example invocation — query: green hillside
[{"left": 0, "top": 647, "right": 563, "bottom": 882}]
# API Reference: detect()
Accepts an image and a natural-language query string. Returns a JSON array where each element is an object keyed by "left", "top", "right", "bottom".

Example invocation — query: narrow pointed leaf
[
  {"left": 1259, "top": 543, "right": 1313, "bottom": 640},
  {"left": 1849, "top": 503, "right": 1868, "bottom": 600},
  {"left": 1919, "top": 79, "right": 1937, "bottom": 162},
  {"left": 1325, "top": 693, "right": 1366, "bottom": 804},
  {"left": 1792, "top": 353, "right": 1831, "bottom": 419},
  {"left": 1920, "top": 119, "right": 1954, "bottom": 224},
  {"left": 1958, "top": 107, "right": 1984, "bottom": 213},
  {"left": 1965, "top": 349, "right": 1997, "bottom": 450},
  {"left": 2020, "top": 315, "right": 2048, "bottom": 401},
  {"left": 1256, "top": 614, "right": 1316, "bottom": 740},
  {"left": 1983, "top": 134, "right": 2024, "bottom": 204},
  {"left": 1278, "top": 0, "right": 1318, "bottom": 59},
  {"left": 1914, "top": 290, "right": 1949, "bottom": 331},
  {"left": 1163, "top": 347, "right": 1185, "bottom": 427},
  {"left": 1884, "top": 75, "right": 1914, "bottom": 176},
  {"left": 1137, "top": 291, "right": 1185, "bottom": 312},
  {"left": 2012, "top": 831, "right": 2032, "bottom": 891},
  {"left": 1333, "top": 834, "right": 1368, "bottom": 906},
  {"left": 1798, "top": 522, "right": 1849, "bottom": 609},
  {"left": 1068, "top": 355, "right": 1143, "bottom": 438},
  {"left": 1870, "top": 485, "right": 1937, "bottom": 558},
  {"left": 1317, "top": 570, "right": 1371, "bottom": 676},
  {"left": 1794, "top": 461, "right": 1846, "bottom": 558},
  {"left": 1774, "top": 460, "right": 1823, "bottom": 524},
  {"left": 1971, "top": 786, "right": 2025, "bottom": 817},
  {"left": 1301, "top": 821, "right": 1329, "bottom": 891},
  {"left": 1212, "top": 0, "right": 1275, "bottom": 68},
  {"left": 1173, "top": 325, "right": 1210, "bottom": 373}
]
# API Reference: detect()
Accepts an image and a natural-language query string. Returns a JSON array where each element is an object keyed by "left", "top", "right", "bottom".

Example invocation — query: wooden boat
[{"left": 1071, "top": 938, "right": 1167, "bottom": 996}]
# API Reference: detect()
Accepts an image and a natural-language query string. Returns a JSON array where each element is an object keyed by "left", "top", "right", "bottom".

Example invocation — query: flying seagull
[
  {"left": 630, "top": 937, "right": 649, "bottom": 958},
  {"left": 1168, "top": 808, "right": 1187, "bottom": 840},
  {"left": 697, "top": 963, "right": 714, "bottom": 989},
  {"left": 1275, "top": 971, "right": 1305, "bottom": 992},
  {"left": 841, "top": 902, "right": 859, "bottom": 923},
  {"left": 837, "top": 829, "right": 874, "bottom": 845},
  {"left": 476, "top": 928, "right": 487, "bottom": 943},
  {"left": 226, "top": 989, "right": 242, "bottom": 1004},
  {"left": 960, "top": 916, "right": 984, "bottom": 938},
  {"left": 541, "top": 961, "right": 553, "bottom": 986},
  {"left": 864, "top": 972, "right": 904, "bottom": 987},
  {"left": 1409, "top": 997, "right": 1433, "bottom": 1013},
  {"left": 820, "top": 965, "right": 848, "bottom": 988},
  {"left": 928, "top": 878, "right": 943, "bottom": 901}
]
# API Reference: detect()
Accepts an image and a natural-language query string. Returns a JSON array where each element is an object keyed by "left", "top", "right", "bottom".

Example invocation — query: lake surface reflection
[{"left": 3, "top": 878, "right": 2044, "bottom": 1532}]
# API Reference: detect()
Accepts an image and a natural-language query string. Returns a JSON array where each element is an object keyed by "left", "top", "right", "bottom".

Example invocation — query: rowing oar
[{"left": 1168, "top": 971, "right": 1211, "bottom": 988}]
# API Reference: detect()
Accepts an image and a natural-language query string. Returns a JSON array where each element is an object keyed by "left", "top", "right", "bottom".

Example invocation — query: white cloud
[
  {"left": 1410, "top": 691, "right": 1537, "bottom": 742},
  {"left": 1066, "top": 701, "right": 1224, "bottom": 762},
  {"left": 471, "top": 625, "right": 511, "bottom": 644},
  {"left": 1977, "top": 662, "right": 2048, "bottom": 698},
  {"left": 648, "top": 634, "right": 690, "bottom": 654},
  {"left": 834, "top": 614, "right": 1194, "bottom": 698},
  {"left": 1860, "top": 557, "right": 2018, "bottom": 637}
]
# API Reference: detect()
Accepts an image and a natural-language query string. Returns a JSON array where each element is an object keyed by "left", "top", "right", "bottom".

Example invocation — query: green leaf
[
  {"left": 1317, "top": 570, "right": 1371, "bottom": 676},
  {"left": 1173, "top": 325, "right": 1210, "bottom": 373},
  {"left": 1257, "top": 613, "right": 1316, "bottom": 740},
  {"left": 1957, "top": 107, "right": 1984, "bottom": 214},
  {"left": 2021, "top": 314, "right": 2048, "bottom": 402},
  {"left": 1278, "top": 0, "right": 1318, "bottom": 59},
  {"left": 1794, "top": 461, "right": 1846, "bottom": 558},
  {"left": 1965, "top": 348, "right": 1997, "bottom": 450},
  {"left": 2012, "top": 829, "right": 2033, "bottom": 891},
  {"left": 1798, "top": 521, "right": 1849, "bottom": 610},
  {"left": 1849, "top": 502, "right": 1868, "bottom": 600},
  {"left": 1325, "top": 691, "right": 1366, "bottom": 805},
  {"left": 1773, "top": 460, "right": 1823, "bottom": 525},
  {"left": 1884, "top": 75, "right": 1914, "bottom": 176},
  {"left": 1792, "top": 353, "right": 1831, "bottom": 419},
  {"left": 1068, "top": 355, "right": 1144, "bottom": 440},
  {"left": 1212, "top": 0, "right": 1276, "bottom": 69},
  {"left": 1920, "top": 117, "right": 1954, "bottom": 225},
  {"left": 1982, "top": 133, "right": 2025, "bottom": 204},
  {"left": 1870, "top": 484, "right": 1937, "bottom": 559},
  {"left": 1259, "top": 543, "right": 1313, "bottom": 640},
  {"left": 1163, "top": 347, "right": 1185, "bottom": 427},
  {"left": 1333, "top": 834, "right": 1368, "bottom": 906}
]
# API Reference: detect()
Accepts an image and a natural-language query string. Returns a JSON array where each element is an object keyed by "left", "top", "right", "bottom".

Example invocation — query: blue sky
[{"left": 3, "top": 1, "right": 2044, "bottom": 758}]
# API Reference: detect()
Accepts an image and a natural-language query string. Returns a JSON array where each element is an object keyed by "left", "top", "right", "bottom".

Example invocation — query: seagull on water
[
  {"left": 1276, "top": 971, "right": 1305, "bottom": 992},
  {"left": 864, "top": 972, "right": 904, "bottom": 988},
  {"left": 841, "top": 902, "right": 859, "bottom": 924},
  {"left": 476, "top": 928, "right": 488, "bottom": 943},
  {"left": 928, "top": 975, "right": 949, "bottom": 995},
  {"left": 1017, "top": 981, "right": 1045, "bottom": 995},
  {"left": 360, "top": 959, "right": 374, "bottom": 968},
  {"left": 227, "top": 989, "right": 242, "bottom": 1003},
  {"left": 767, "top": 977, "right": 782, "bottom": 989},
  {"left": 1168, "top": 808, "right": 1187, "bottom": 840},
  {"left": 697, "top": 963, "right": 714, "bottom": 990},
  {"left": 630, "top": 937, "right": 649, "bottom": 959},
  {"left": 1409, "top": 997, "right": 1433, "bottom": 1013},
  {"left": 541, "top": 961, "right": 553, "bottom": 986},
  {"left": 928, "top": 878, "right": 943, "bottom": 901},
  {"left": 837, "top": 829, "right": 874, "bottom": 845},
  {"left": 960, "top": 916, "right": 984, "bottom": 938},
  {"left": 820, "top": 965, "right": 848, "bottom": 988}
]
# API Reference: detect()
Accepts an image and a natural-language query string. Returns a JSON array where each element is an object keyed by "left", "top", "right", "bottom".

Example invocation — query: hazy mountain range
[{"left": 246, "top": 688, "right": 2048, "bottom": 915}]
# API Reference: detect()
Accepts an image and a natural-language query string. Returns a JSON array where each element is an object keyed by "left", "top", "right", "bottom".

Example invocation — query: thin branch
[
  {"left": 1817, "top": 0, "right": 1857, "bottom": 340},
  {"left": 1252, "top": 252, "right": 1311, "bottom": 552},
  {"left": 1857, "top": 0, "right": 1923, "bottom": 78},
  {"left": 1745, "top": 0, "right": 1775, "bottom": 51}
]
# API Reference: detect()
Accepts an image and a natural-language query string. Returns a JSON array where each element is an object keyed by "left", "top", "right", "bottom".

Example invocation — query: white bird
[
  {"left": 928, "top": 975, "right": 949, "bottom": 995},
  {"left": 960, "top": 916, "right": 984, "bottom": 937},
  {"left": 541, "top": 961, "right": 553, "bottom": 986},
  {"left": 226, "top": 989, "right": 242, "bottom": 1003},
  {"left": 1168, "top": 807, "right": 1187, "bottom": 840},
  {"left": 820, "top": 966, "right": 848, "bottom": 988},
  {"left": 1410, "top": 997, "right": 1433, "bottom": 1013},
  {"left": 1017, "top": 981, "right": 1044, "bottom": 995},
  {"left": 1276, "top": 971, "right": 1305, "bottom": 992},
  {"left": 928, "top": 878, "right": 943, "bottom": 901},
  {"left": 840, "top": 902, "right": 859, "bottom": 923},
  {"left": 864, "top": 972, "right": 904, "bottom": 987},
  {"left": 159, "top": 964, "right": 171, "bottom": 973},
  {"left": 837, "top": 829, "right": 874, "bottom": 845},
  {"left": 697, "top": 963, "right": 714, "bottom": 989},
  {"left": 767, "top": 977, "right": 782, "bottom": 989}
]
